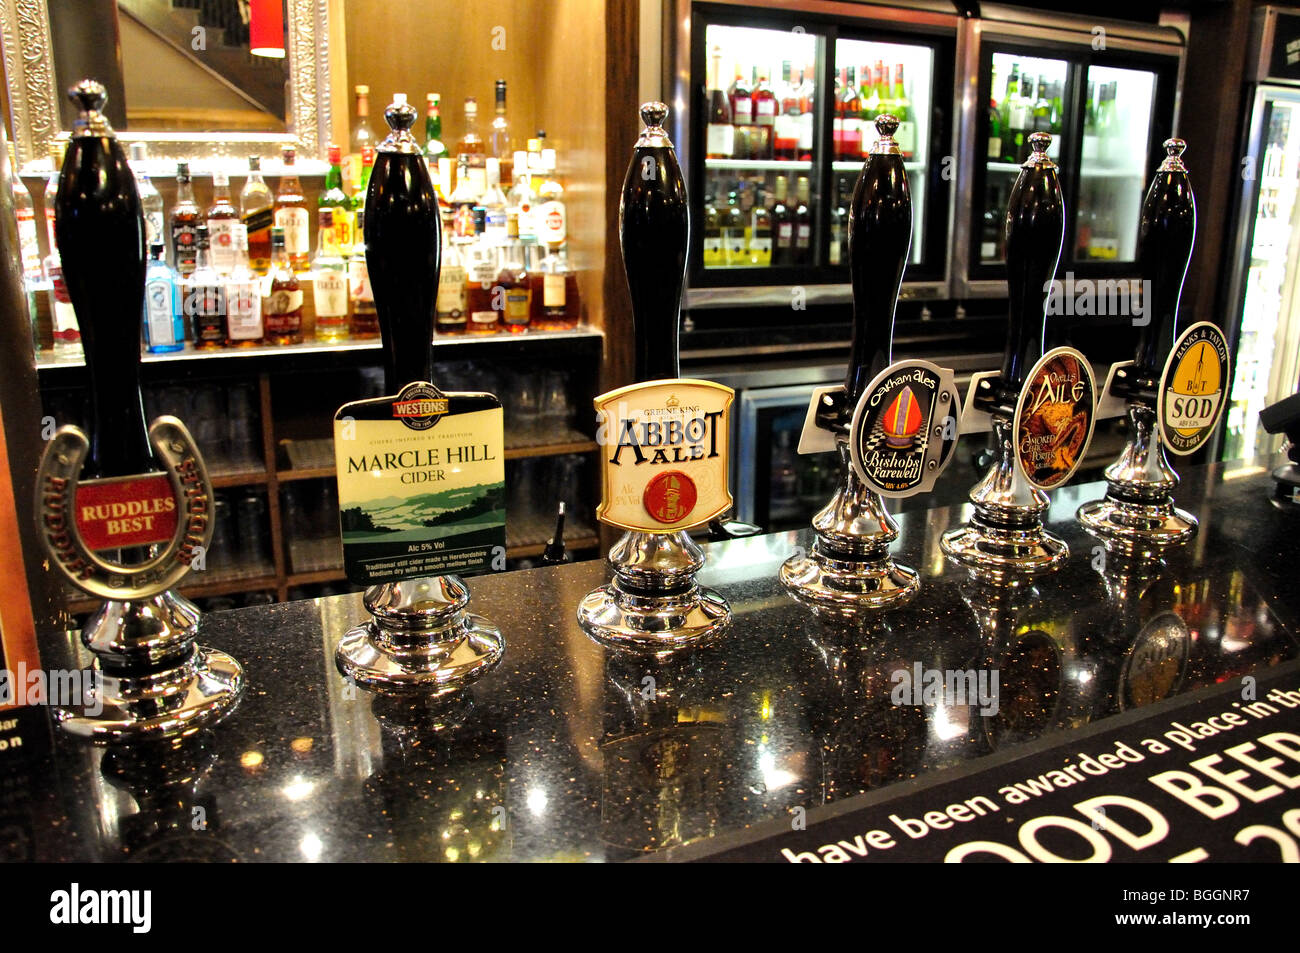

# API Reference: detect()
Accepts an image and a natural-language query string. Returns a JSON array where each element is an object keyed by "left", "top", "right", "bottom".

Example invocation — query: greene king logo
[
  {"left": 1044, "top": 274, "right": 1152, "bottom": 325},
  {"left": 50, "top": 883, "right": 152, "bottom": 933}
]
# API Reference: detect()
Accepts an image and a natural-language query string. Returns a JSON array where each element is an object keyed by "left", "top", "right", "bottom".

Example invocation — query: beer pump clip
[
  {"left": 1078, "top": 140, "right": 1231, "bottom": 555},
  {"left": 333, "top": 95, "right": 504, "bottom": 695},
  {"left": 35, "top": 81, "right": 243, "bottom": 741},
  {"left": 940, "top": 132, "right": 1099, "bottom": 584},
  {"left": 782, "top": 115, "right": 962, "bottom": 615},
  {"left": 576, "top": 104, "right": 734, "bottom": 651}
]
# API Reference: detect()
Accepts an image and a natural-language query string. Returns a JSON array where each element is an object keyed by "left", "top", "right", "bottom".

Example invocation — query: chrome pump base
[
  {"left": 578, "top": 530, "right": 731, "bottom": 652},
  {"left": 781, "top": 444, "right": 919, "bottom": 616},
  {"left": 336, "top": 575, "right": 504, "bottom": 696},
  {"left": 53, "top": 589, "right": 244, "bottom": 743},
  {"left": 1078, "top": 403, "right": 1197, "bottom": 558},
  {"left": 941, "top": 416, "right": 1067, "bottom": 585}
]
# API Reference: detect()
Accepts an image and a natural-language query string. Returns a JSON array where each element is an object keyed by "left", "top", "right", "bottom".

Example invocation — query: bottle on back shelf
[
  {"left": 225, "top": 225, "right": 264, "bottom": 347},
  {"left": 206, "top": 171, "right": 240, "bottom": 275},
  {"left": 275, "top": 145, "right": 310, "bottom": 272},
  {"left": 143, "top": 240, "right": 183, "bottom": 353},
  {"left": 829, "top": 181, "right": 848, "bottom": 267},
  {"left": 703, "top": 194, "right": 723, "bottom": 267},
  {"left": 834, "top": 66, "right": 861, "bottom": 161},
  {"left": 490, "top": 79, "right": 514, "bottom": 183},
  {"left": 312, "top": 208, "right": 349, "bottom": 342},
  {"left": 449, "top": 153, "right": 480, "bottom": 239},
  {"left": 128, "top": 142, "right": 165, "bottom": 252},
  {"left": 436, "top": 236, "right": 468, "bottom": 335},
  {"left": 319, "top": 144, "right": 354, "bottom": 254},
  {"left": 531, "top": 245, "right": 580, "bottom": 330},
  {"left": 793, "top": 176, "right": 812, "bottom": 266},
  {"left": 729, "top": 65, "right": 753, "bottom": 160},
  {"left": 774, "top": 61, "right": 800, "bottom": 161},
  {"left": 346, "top": 84, "right": 375, "bottom": 194},
  {"left": 186, "top": 223, "right": 227, "bottom": 350},
  {"left": 706, "top": 44, "right": 734, "bottom": 160},
  {"left": 170, "top": 160, "right": 201, "bottom": 277},
  {"left": 466, "top": 226, "right": 501, "bottom": 335},
  {"left": 7, "top": 144, "right": 40, "bottom": 281},
  {"left": 535, "top": 151, "right": 566, "bottom": 248},
  {"left": 425, "top": 92, "right": 447, "bottom": 162},
  {"left": 771, "top": 174, "right": 793, "bottom": 267},
  {"left": 988, "top": 97, "right": 1003, "bottom": 162},
  {"left": 722, "top": 189, "right": 745, "bottom": 266},
  {"left": 980, "top": 185, "right": 1002, "bottom": 261},
  {"left": 43, "top": 141, "right": 62, "bottom": 267},
  {"left": 348, "top": 220, "right": 378, "bottom": 339},
  {"left": 751, "top": 66, "right": 777, "bottom": 160},
  {"left": 241, "top": 155, "right": 274, "bottom": 275},
  {"left": 508, "top": 149, "right": 538, "bottom": 243},
  {"left": 457, "top": 96, "right": 488, "bottom": 196},
  {"left": 796, "top": 64, "right": 815, "bottom": 160},
  {"left": 263, "top": 226, "right": 303, "bottom": 345},
  {"left": 496, "top": 210, "right": 530, "bottom": 333},
  {"left": 481, "top": 157, "right": 509, "bottom": 246},
  {"left": 893, "top": 64, "right": 915, "bottom": 160},
  {"left": 749, "top": 190, "right": 772, "bottom": 267}
]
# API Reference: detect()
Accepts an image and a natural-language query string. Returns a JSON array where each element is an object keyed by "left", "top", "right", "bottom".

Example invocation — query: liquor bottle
[
  {"left": 829, "top": 181, "right": 848, "bottom": 267},
  {"left": 749, "top": 193, "right": 773, "bottom": 267},
  {"left": 796, "top": 65, "right": 816, "bottom": 161},
  {"left": 263, "top": 226, "right": 303, "bottom": 345},
  {"left": 496, "top": 211, "right": 530, "bottom": 333},
  {"left": 835, "top": 66, "right": 862, "bottom": 161},
  {"left": 7, "top": 143, "right": 41, "bottom": 281},
  {"left": 980, "top": 186, "right": 1002, "bottom": 261},
  {"left": 466, "top": 237, "right": 500, "bottom": 334},
  {"left": 224, "top": 225, "right": 264, "bottom": 347},
  {"left": 774, "top": 61, "right": 800, "bottom": 161},
  {"left": 706, "top": 45, "right": 734, "bottom": 160},
  {"left": 353, "top": 146, "right": 375, "bottom": 216},
  {"left": 128, "top": 142, "right": 165, "bottom": 251},
  {"left": 530, "top": 246, "right": 580, "bottom": 330},
  {"left": 186, "top": 223, "right": 227, "bottom": 349},
  {"left": 312, "top": 208, "right": 350, "bottom": 341},
  {"left": 206, "top": 171, "right": 240, "bottom": 274},
  {"left": 988, "top": 97, "right": 1003, "bottom": 161},
  {"left": 703, "top": 195, "right": 723, "bottom": 267},
  {"left": 45, "top": 250, "right": 79, "bottom": 348},
  {"left": 348, "top": 223, "right": 379, "bottom": 339},
  {"left": 893, "top": 64, "right": 915, "bottom": 160},
  {"left": 508, "top": 151, "right": 538, "bottom": 243},
  {"left": 170, "top": 160, "right": 201, "bottom": 277},
  {"left": 728, "top": 66, "right": 753, "bottom": 160},
  {"left": 43, "top": 140, "right": 62, "bottom": 267},
  {"left": 319, "top": 144, "right": 354, "bottom": 254},
  {"left": 143, "top": 240, "right": 184, "bottom": 353},
  {"left": 752, "top": 66, "right": 777, "bottom": 160},
  {"left": 536, "top": 154, "right": 566, "bottom": 248},
  {"left": 1081, "top": 80, "right": 1099, "bottom": 163},
  {"left": 482, "top": 157, "right": 509, "bottom": 245},
  {"left": 1049, "top": 81, "right": 1063, "bottom": 135},
  {"left": 793, "top": 175, "right": 812, "bottom": 266},
  {"left": 1033, "top": 79, "right": 1051, "bottom": 133},
  {"left": 425, "top": 92, "right": 447, "bottom": 162},
  {"left": 365, "top": 93, "right": 442, "bottom": 387},
  {"left": 771, "top": 175, "right": 793, "bottom": 267},
  {"left": 490, "top": 79, "right": 514, "bottom": 183},
  {"left": 457, "top": 96, "right": 488, "bottom": 197},
  {"left": 436, "top": 237, "right": 468, "bottom": 335},
  {"left": 448, "top": 153, "right": 479, "bottom": 240},
  {"left": 347, "top": 84, "right": 375, "bottom": 194},
  {"left": 275, "top": 145, "right": 310, "bottom": 272},
  {"left": 1000, "top": 64, "right": 1019, "bottom": 163},
  {"left": 241, "top": 155, "right": 274, "bottom": 275},
  {"left": 722, "top": 189, "right": 745, "bottom": 266}
]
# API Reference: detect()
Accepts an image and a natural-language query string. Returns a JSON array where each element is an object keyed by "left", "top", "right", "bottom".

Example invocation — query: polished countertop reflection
[{"left": 9, "top": 459, "right": 1299, "bottom": 862}]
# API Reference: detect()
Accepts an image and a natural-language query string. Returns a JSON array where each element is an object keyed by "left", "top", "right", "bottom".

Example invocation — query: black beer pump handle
[
  {"left": 1000, "top": 131, "right": 1064, "bottom": 401},
  {"left": 54, "top": 80, "right": 150, "bottom": 479},
  {"left": 365, "top": 94, "right": 441, "bottom": 393},
  {"left": 621, "top": 102, "right": 688, "bottom": 382},
  {"left": 1134, "top": 139, "right": 1195, "bottom": 389},
  {"left": 844, "top": 115, "right": 912, "bottom": 412}
]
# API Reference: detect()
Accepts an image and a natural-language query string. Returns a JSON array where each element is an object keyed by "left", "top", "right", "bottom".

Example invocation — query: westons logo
[
  {"left": 389, "top": 383, "right": 448, "bottom": 432},
  {"left": 1044, "top": 274, "right": 1152, "bottom": 324},
  {"left": 49, "top": 884, "right": 152, "bottom": 933}
]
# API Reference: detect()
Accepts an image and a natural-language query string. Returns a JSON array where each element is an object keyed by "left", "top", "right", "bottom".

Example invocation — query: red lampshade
[{"left": 250, "top": 0, "right": 285, "bottom": 58}]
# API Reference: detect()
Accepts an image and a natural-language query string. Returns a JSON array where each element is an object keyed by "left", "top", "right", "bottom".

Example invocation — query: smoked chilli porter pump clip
[
  {"left": 35, "top": 80, "right": 243, "bottom": 741},
  {"left": 941, "top": 131, "right": 1098, "bottom": 585},
  {"left": 577, "top": 103, "right": 735, "bottom": 651},
  {"left": 1079, "top": 140, "right": 1231, "bottom": 555},
  {"left": 334, "top": 95, "right": 504, "bottom": 695},
  {"left": 781, "top": 115, "right": 961, "bottom": 616}
]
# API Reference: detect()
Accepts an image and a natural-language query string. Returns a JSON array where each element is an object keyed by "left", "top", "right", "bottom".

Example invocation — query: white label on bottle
[
  {"left": 144, "top": 210, "right": 165, "bottom": 248},
  {"left": 988, "top": 136, "right": 1002, "bottom": 160},
  {"left": 437, "top": 265, "right": 467, "bottom": 314},
  {"left": 314, "top": 270, "right": 349, "bottom": 317},
  {"left": 777, "top": 223, "right": 793, "bottom": 245},
  {"left": 226, "top": 278, "right": 262, "bottom": 339},
  {"left": 733, "top": 99, "right": 752, "bottom": 124},
  {"left": 703, "top": 237, "right": 723, "bottom": 257},
  {"left": 981, "top": 241, "right": 996, "bottom": 260},
  {"left": 145, "top": 277, "right": 177, "bottom": 346},
  {"left": 537, "top": 200, "right": 566, "bottom": 245},
  {"left": 16, "top": 210, "right": 40, "bottom": 275},
  {"left": 275, "top": 207, "right": 309, "bottom": 254},
  {"left": 796, "top": 224, "right": 811, "bottom": 248},
  {"left": 829, "top": 240, "right": 841, "bottom": 266},
  {"left": 208, "top": 219, "right": 238, "bottom": 271},
  {"left": 798, "top": 114, "right": 814, "bottom": 150},
  {"left": 544, "top": 273, "right": 566, "bottom": 308},
  {"left": 471, "top": 310, "right": 497, "bottom": 327},
  {"left": 896, "top": 121, "right": 916, "bottom": 158},
  {"left": 755, "top": 99, "right": 776, "bottom": 122},
  {"left": 749, "top": 237, "right": 772, "bottom": 254},
  {"left": 706, "top": 124, "right": 734, "bottom": 157}
]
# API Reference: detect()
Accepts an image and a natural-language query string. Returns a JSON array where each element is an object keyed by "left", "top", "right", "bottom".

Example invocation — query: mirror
[{"left": 0, "top": 0, "right": 331, "bottom": 169}]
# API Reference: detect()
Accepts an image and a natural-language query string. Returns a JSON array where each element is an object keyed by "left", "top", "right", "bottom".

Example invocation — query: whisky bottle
[
  {"left": 365, "top": 92, "right": 442, "bottom": 387},
  {"left": 170, "top": 160, "right": 201, "bottom": 277},
  {"left": 347, "top": 83, "right": 375, "bottom": 194},
  {"left": 275, "top": 144, "right": 310, "bottom": 272},
  {"left": 319, "top": 144, "right": 354, "bottom": 253},
  {"left": 496, "top": 211, "right": 530, "bottom": 333},
  {"left": 312, "top": 208, "right": 350, "bottom": 342},
  {"left": 466, "top": 239, "right": 500, "bottom": 334},
  {"left": 128, "top": 142, "right": 165, "bottom": 251},
  {"left": 224, "top": 225, "right": 263, "bottom": 347},
  {"left": 263, "top": 226, "right": 303, "bottom": 345},
  {"left": 240, "top": 155, "right": 274, "bottom": 275},
  {"left": 206, "top": 171, "right": 240, "bottom": 274},
  {"left": 436, "top": 237, "right": 468, "bottom": 335},
  {"left": 143, "top": 240, "right": 183, "bottom": 353},
  {"left": 490, "top": 79, "right": 514, "bottom": 183},
  {"left": 530, "top": 246, "right": 580, "bottom": 330},
  {"left": 456, "top": 96, "right": 488, "bottom": 197},
  {"left": 348, "top": 237, "right": 379, "bottom": 339},
  {"left": 186, "top": 223, "right": 227, "bottom": 350}
]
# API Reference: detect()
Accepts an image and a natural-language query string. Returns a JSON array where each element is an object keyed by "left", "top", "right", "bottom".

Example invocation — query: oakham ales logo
[{"left": 596, "top": 379, "right": 733, "bottom": 533}]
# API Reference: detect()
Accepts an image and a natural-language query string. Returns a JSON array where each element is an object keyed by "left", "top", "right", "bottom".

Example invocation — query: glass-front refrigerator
[
  {"left": 967, "top": 36, "right": 1179, "bottom": 291},
  {"left": 681, "top": 3, "right": 956, "bottom": 299},
  {"left": 1220, "top": 8, "right": 1300, "bottom": 461}
]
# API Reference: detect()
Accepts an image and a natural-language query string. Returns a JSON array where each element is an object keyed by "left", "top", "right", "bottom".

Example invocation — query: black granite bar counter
[{"left": 5, "top": 458, "right": 1299, "bottom": 862}]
